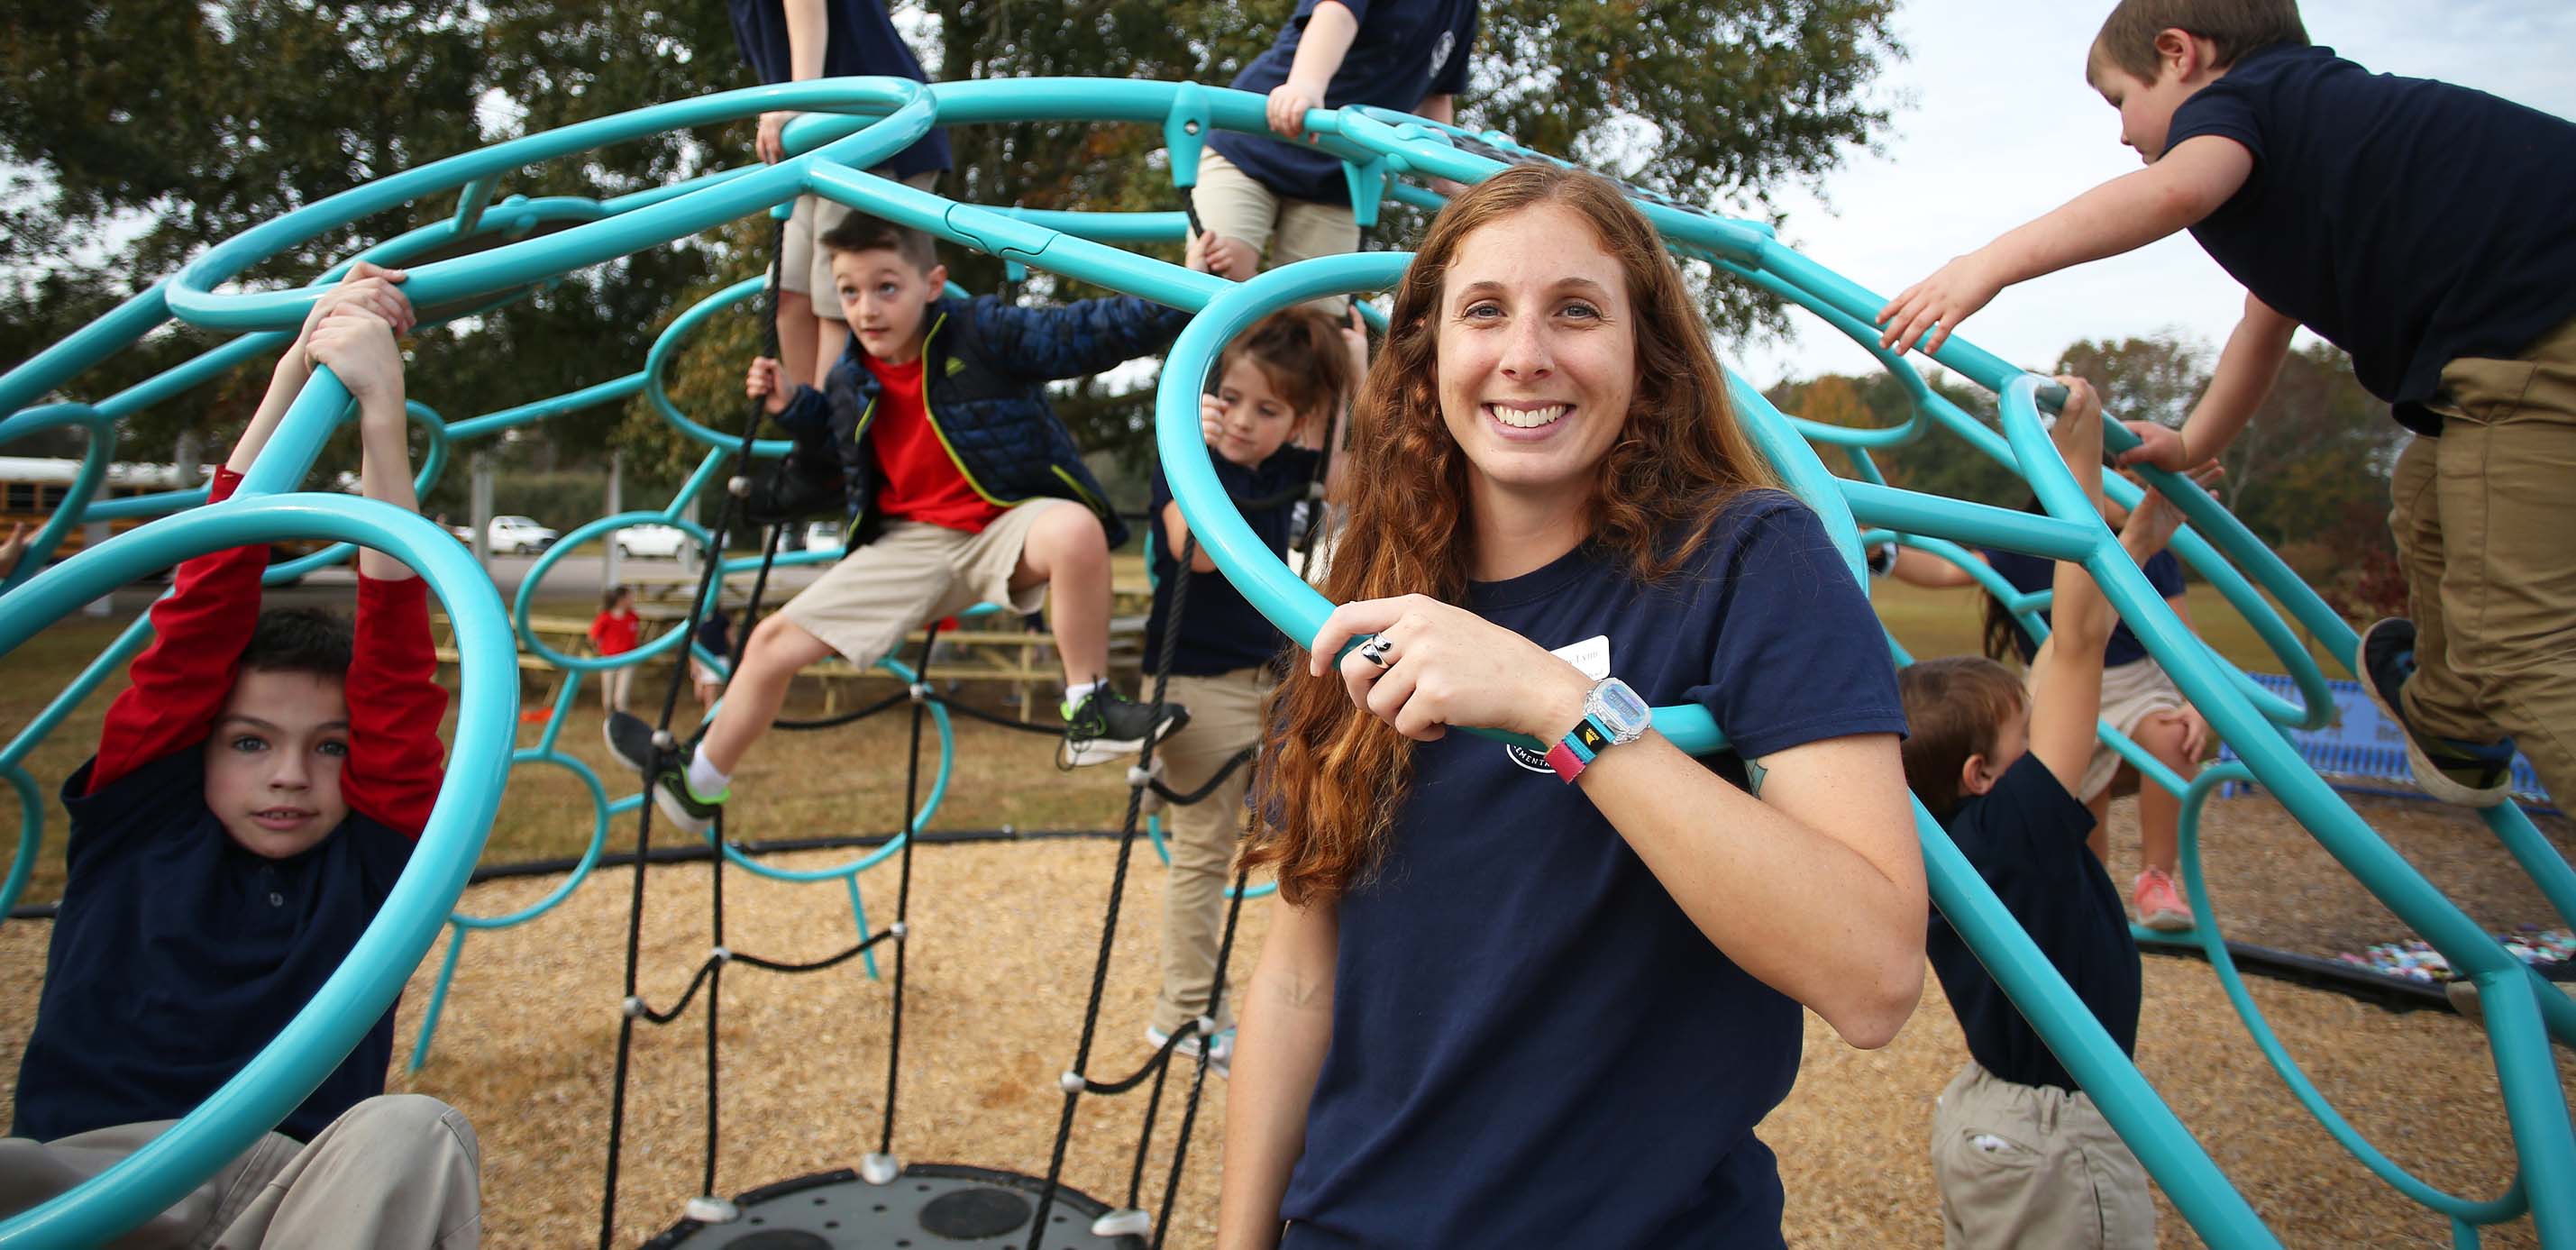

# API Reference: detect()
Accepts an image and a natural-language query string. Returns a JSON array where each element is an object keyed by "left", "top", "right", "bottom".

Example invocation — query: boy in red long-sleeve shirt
[{"left": 0, "top": 266, "right": 482, "bottom": 1249}]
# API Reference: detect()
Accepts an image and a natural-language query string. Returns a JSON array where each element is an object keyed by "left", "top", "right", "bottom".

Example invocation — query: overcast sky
[{"left": 1723, "top": 0, "right": 2576, "bottom": 390}]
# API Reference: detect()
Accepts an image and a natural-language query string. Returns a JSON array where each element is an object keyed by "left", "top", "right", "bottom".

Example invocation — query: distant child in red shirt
[
  {"left": 589, "top": 583, "right": 642, "bottom": 714},
  {"left": 0, "top": 263, "right": 481, "bottom": 1248}
]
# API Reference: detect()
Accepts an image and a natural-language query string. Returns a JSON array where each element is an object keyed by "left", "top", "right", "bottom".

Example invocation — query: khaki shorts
[
  {"left": 1931, "top": 1062, "right": 2154, "bottom": 1250},
  {"left": 779, "top": 501, "right": 1064, "bottom": 669},
  {"left": 780, "top": 169, "right": 942, "bottom": 312},
  {"left": 2073, "top": 655, "right": 2188, "bottom": 802},
  {"left": 1190, "top": 149, "right": 1357, "bottom": 313}
]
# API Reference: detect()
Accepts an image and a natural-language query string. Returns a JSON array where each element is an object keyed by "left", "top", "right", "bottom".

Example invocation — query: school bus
[{"left": 0, "top": 456, "right": 327, "bottom": 575}]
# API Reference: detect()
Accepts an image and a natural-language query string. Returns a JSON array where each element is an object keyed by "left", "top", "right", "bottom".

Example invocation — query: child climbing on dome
[
  {"left": 1877, "top": 0, "right": 2576, "bottom": 811},
  {"left": 1138, "top": 305, "right": 1363, "bottom": 1079},
  {"left": 0, "top": 264, "right": 481, "bottom": 1248},
  {"left": 1220, "top": 165, "right": 1922, "bottom": 1249},
  {"left": 1192, "top": 0, "right": 1483, "bottom": 298},
  {"left": 1880, "top": 466, "right": 2224, "bottom": 932},
  {"left": 1897, "top": 376, "right": 2188, "bottom": 1250},
  {"left": 607, "top": 215, "right": 1219, "bottom": 834}
]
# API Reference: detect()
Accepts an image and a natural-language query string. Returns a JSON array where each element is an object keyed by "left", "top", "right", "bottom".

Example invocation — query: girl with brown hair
[{"left": 1217, "top": 164, "right": 1925, "bottom": 1248}]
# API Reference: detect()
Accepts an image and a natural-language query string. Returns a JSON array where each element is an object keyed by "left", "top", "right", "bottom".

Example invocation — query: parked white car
[
  {"left": 615, "top": 524, "right": 690, "bottom": 559},
  {"left": 802, "top": 520, "right": 845, "bottom": 553},
  {"left": 483, "top": 516, "right": 558, "bottom": 555}
]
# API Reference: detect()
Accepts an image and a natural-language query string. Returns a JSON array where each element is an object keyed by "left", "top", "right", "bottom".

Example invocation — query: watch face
[{"left": 1594, "top": 679, "right": 1651, "bottom": 736}]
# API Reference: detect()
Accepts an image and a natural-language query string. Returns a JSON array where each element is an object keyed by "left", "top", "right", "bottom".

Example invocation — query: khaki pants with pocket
[
  {"left": 0, "top": 1095, "right": 481, "bottom": 1249},
  {"left": 1188, "top": 150, "right": 1358, "bottom": 315},
  {"left": 1149, "top": 666, "right": 1272, "bottom": 1038},
  {"left": 779, "top": 504, "right": 1065, "bottom": 671},
  {"left": 2389, "top": 313, "right": 2576, "bottom": 805},
  {"left": 1931, "top": 1062, "right": 2153, "bottom": 1250}
]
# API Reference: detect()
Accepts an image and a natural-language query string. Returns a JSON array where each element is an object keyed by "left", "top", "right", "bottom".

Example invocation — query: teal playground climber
[
  {"left": 1224, "top": 166, "right": 1922, "bottom": 1249},
  {"left": 0, "top": 269, "right": 482, "bottom": 1248},
  {"left": 7, "top": 30, "right": 2576, "bottom": 1249},
  {"left": 1876, "top": 0, "right": 2576, "bottom": 813},
  {"left": 607, "top": 214, "right": 1216, "bottom": 834},
  {"left": 1901, "top": 377, "right": 2191, "bottom": 1250}
]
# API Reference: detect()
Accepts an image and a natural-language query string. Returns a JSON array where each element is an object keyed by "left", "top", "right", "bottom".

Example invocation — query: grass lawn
[{"left": 3, "top": 575, "right": 2355, "bottom": 909}]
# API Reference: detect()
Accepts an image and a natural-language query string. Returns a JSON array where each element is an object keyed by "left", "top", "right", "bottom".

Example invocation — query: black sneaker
[
  {"left": 603, "top": 712, "right": 725, "bottom": 835},
  {"left": 2359, "top": 617, "right": 2518, "bottom": 807},
  {"left": 1060, "top": 688, "right": 1189, "bottom": 769}
]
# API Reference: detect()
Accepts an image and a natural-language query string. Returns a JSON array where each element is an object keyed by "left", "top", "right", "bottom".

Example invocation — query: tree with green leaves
[{"left": 6, "top": 0, "right": 1908, "bottom": 495}]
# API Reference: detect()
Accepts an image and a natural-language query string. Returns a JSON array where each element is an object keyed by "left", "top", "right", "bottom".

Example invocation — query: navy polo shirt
[
  {"left": 1926, "top": 753, "right": 2140, "bottom": 1093},
  {"left": 1144, "top": 445, "right": 1321, "bottom": 677},
  {"left": 1208, "top": 0, "right": 1479, "bottom": 205},
  {"left": 13, "top": 751, "right": 416, "bottom": 1144},
  {"left": 2165, "top": 43, "right": 2576, "bottom": 434},
  {"left": 1278, "top": 492, "right": 1908, "bottom": 1248},
  {"left": 1982, "top": 546, "right": 2184, "bottom": 669},
  {"left": 727, "top": 0, "right": 952, "bottom": 181}
]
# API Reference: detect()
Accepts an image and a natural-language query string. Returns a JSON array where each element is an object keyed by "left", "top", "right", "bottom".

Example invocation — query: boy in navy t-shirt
[
  {"left": 0, "top": 268, "right": 480, "bottom": 1248},
  {"left": 1137, "top": 307, "right": 1359, "bottom": 1075},
  {"left": 1193, "top": 0, "right": 1481, "bottom": 298},
  {"left": 1898, "top": 379, "right": 2180, "bottom": 1249},
  {"left": 1877, "top": 0, "right": 2576, "bottom": 810}
]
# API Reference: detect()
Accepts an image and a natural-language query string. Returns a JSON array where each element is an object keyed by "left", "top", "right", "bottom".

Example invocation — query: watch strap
[{"left": 1544, "top": 713, "right": 1616, "bottom": 782}]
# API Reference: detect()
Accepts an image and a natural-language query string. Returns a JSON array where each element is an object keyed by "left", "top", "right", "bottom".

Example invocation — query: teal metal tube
[
  {"left": 0, "top": 405, "right": 113, "bottom": 596},
  {"left": 0, "top": 281, "right": 172, "bottom": 418},
  {"left": 0, "top": 767, "right": 39, "bottom": 921},
  {"left": 2174, "top": 764, "right": 2525, "bottom": 1223},
  {"left": 2479, "top": 973, "right": 2576, "bottom": 1247},
  {"left": 0, "top": 495, "right": 515, "bottom": 1249},
  {"left": 1841, "top": 479, "right": 2101, "bottom": 561},
  {"left": 639, "top": 277, "right": 795, "bottom": 456},
  {"left": 405, "top": 926, "right": 471, "bottom": 1075},
  {"left": 714, "top": 656, "right": 951, "bottom": 883},
  {"left": 164, "top": 81, "right": 934, "bottom": 332}
]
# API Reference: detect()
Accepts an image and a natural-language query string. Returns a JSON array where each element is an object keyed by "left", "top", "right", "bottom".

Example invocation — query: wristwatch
[{"left": 1543, "top": 678, "right": 1652, "bottom": 783}]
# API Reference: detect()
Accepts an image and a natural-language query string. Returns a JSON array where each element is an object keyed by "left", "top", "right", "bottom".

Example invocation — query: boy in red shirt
[
  {"left": 588, "top": 583, "right": 642, "bottom": 714},
  {"left": 608, "top": 218, "right": 1213, "bottom": 833},
  {"left": 0, "top": 266, "right": 480, "bottom": 1247}
]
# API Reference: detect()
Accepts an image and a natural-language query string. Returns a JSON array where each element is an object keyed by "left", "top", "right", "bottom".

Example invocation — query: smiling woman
[{"left": 1219, "top": 165, "right": 1925, "bottom": 1250}]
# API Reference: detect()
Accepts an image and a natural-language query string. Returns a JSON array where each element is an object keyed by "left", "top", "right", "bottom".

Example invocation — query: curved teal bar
[{"left": 0, "top": 496, "right": 516, "bottom": 1249}]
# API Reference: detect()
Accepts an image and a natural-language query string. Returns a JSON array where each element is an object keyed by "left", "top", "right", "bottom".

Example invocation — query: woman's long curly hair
[{"left": 1243, "top": 163, "right": 1782, "bottom": 908}]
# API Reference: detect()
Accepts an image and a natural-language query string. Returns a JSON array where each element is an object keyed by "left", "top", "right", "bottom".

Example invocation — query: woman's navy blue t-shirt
[
  {"left": 726, "top": 0, "right": 952, "bottom": 181},
  {"left": 1145, "top": 445, "right": 1321, "bottom": 677},
  {"left": 1209, "top": 0, "right": 1480, "bottom": 205},
  {"left": 2164, "top": 43, "right": 2576, "bottom": 433},
  {"left": 1981, "top": 546, "right": 2184, "bottom": 669},
  {"left": 1925, "top": 753, "right": 2140, "bottom": 1093},
  {"left": 1278, "top": 492, "right": 1908, "bottom": 1249}
]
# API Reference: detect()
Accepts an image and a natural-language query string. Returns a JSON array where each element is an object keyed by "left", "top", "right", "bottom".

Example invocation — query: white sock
[
  {"left": 1064, "top": 680, "right": 1106, "bottom": 709},
  {"left": 687, "top": 747, "right": 730, "bottom": 798}
]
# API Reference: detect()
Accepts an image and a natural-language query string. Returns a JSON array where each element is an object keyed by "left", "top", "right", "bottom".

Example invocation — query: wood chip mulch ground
[{"left": 1, "top": 790, "right": 2569, "bottom": 1248}]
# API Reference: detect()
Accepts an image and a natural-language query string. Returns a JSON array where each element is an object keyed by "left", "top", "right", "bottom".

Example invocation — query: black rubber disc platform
[{"left": 644, "top": 1163, "right": 1146, "bottom": 1249}]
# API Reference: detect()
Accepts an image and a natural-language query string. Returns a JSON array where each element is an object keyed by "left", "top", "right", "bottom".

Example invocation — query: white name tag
[{"left": 1552, "top": 634, "right": 1611, "bottom": 680}]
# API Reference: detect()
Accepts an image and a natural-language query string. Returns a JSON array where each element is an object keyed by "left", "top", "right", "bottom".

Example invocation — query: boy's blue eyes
[{"left": 226, "top": 735, "right": 348, "bottom": 757}]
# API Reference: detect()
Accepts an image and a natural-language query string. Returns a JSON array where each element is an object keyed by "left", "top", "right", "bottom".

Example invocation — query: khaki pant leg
[
  {"left": 779, "top": 522, "right": 971, "bottom": 669},
  {"left": 1269, "top": 197, "right": 1361, "bottom": 315},
  {"left": 2064, "top": 1092, "right": 2156, "bottom": 1250},
  {"left": 2420, "top": 315, "right": 2576, "bottom": 802},
  {"left": 1150, "top": 669, "right": 1271, "bottom": 1036},
  {"left": 1931, "top": 1063, "right": 2144, "bottom": 1250},
  {"left": 1188, "top": 150, "right": 1283, "bottom": 260},
  {"left": 2389, "top": 435, "right": 2490, "bottom": 743},
  {"left": 0, "top": 1122, "right": 299, "bottom": 1250},
  {"left": 215, "top": 1096, "right": 481, "bottom": 1250}
]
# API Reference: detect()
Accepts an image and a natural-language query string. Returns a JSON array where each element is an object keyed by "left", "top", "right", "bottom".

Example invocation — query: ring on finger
[{"left": 1357, "top": 636, "right": 1396, "bottom": 669}]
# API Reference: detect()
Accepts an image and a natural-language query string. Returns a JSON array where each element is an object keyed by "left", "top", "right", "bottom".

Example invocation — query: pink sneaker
[{"left": 2133, "top": 868, "right": 2195, "bottom": 932}]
